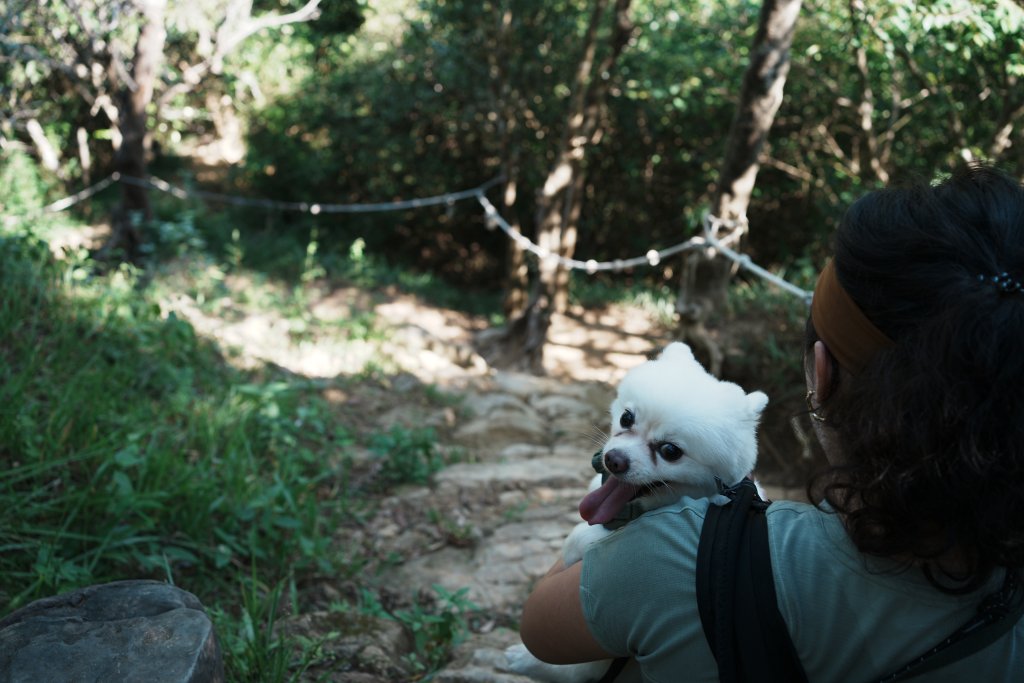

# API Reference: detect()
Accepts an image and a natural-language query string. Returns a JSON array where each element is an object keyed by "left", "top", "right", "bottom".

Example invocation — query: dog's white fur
[{"left": 505, "top": 342, "right": 769, "bottom": 683}]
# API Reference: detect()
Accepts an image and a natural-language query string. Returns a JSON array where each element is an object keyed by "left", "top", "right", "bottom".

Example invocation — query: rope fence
[{"left": 2, "top": 171, "right": 812, "bottom": 303}]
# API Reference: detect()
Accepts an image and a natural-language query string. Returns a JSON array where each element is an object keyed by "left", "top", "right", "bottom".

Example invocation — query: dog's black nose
[{"left": 604, "top": 449, "right": 630, "bottom": 474}]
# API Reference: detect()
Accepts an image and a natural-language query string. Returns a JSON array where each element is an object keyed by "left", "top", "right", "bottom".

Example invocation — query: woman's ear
[{"left": 814, "top": 341, "right": 834, "bottom": 400}]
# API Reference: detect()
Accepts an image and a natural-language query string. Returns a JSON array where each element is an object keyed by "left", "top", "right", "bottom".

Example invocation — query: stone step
[{"left": 434, "top": 456, "right": 593, "bottom": 493}]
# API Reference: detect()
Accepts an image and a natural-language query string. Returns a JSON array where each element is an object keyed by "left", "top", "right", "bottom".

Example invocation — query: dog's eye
[
  {"left": 619, "top": 409, "right": 635, "bottom": 429},
  {"left": 658, "top": 443, "right": 684, "bottom": 462}
]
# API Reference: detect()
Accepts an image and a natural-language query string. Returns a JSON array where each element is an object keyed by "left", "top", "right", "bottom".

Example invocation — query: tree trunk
[
  {"left": 501, "top": 164, "right": 530, "bottom": 321},
  {"left": 486, "top": 4, "right": 530, "bottom": 321},
  {"left": 482, "top": 0, "right": 633, "bottom": 372},
  {"left": 108, "top": 0, "right": 167, "bottom": 260},
  {"left": 847, "top": 0, "right": 888, "bottom": 184},
  {"left": 676, "top": 0, "right": 802, "bottom": 375}
]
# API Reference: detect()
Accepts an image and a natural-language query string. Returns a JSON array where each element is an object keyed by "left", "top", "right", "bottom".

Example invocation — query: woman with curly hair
[{"left": 518, "top": 163, "right": 1024, "bottom": 681}]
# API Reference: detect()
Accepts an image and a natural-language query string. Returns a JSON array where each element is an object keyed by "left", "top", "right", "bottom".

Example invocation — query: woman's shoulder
[
  {"left": 766, "top": 499, "right": 853, "bottom": 564},
  {"left": 764, "top": 499, "right": 1021, "bottom": 679}
]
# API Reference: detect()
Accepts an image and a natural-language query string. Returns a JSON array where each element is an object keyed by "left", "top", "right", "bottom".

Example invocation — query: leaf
[
  {"left": 111, "top": 470, "right": 133, "bottom": 496},
  {"left": 113, "top": 445, "right": 142, "bottom": 468}
]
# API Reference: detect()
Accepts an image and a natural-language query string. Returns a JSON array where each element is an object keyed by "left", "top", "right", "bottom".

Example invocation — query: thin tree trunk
[
  {"left": 483, "top": 0, "right": 633, "bottom": 372},
  {"left": 676, "top": 0, "right": 802, "bottom": 375},
  {"left": 108, "top": 0, "right": 166, "bottom": 260},
  {"left": 501, "top": 165, "right": 530, "bottom": 320},
  {"left": 26, "top": 119, "right": 60, "bottom": 173},
  {"left": 487, "top": 4, "right": 530, "bottom": 320},
  {"left": 847, "top": 0, "right": 889, "bottom": 184},
  {"left": 77, "top": 127, "right": 92, "bottom": 184}
]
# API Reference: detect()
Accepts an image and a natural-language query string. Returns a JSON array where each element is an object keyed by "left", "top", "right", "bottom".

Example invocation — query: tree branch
[{"left": 157, "top": 0, "right": 321, "bottom": 110}]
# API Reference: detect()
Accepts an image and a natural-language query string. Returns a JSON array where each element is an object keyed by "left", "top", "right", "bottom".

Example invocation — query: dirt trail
[{"left": 159, "top": 275, "right": 805, "bottom": 681}]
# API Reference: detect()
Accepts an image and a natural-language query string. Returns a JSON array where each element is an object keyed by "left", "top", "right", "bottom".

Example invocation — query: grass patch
[
  {"left": 569, "top": 271, "right": 678, "bottom": 326},
  {"left": 0, "top": 235, "right": 340, "bottom": 594},
  {"left": 366, "top": 425, "right": 460, "bottom": 490},
  {"left": 150, "top": 186, "right": 505, "bottom": 319},
  {"left": 0, "top": 230, "right": 473, "bottom": 680}
]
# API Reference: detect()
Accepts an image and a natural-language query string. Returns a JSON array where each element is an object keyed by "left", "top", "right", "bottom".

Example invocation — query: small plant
[
  {"left": 0, "top": 149, "right": 50, "bottom": 220},
  {"left": 211, "top": 573, "right": 320, "bottom": 683},
  {"left": 351, "top": 583, "right": 478, "bottom": 677},
  {"left": 366, "top": 425, "right": 450, "bottom": 489},
  {"left": 394, "top": 584, "right": 477, "bottom": 675},
  {"left": 423, "top": 382, "right": 464, "bottom": 408},
  {"left": 427, "top": 508, "right": 477, "bottom": 548},
  {"left": 301, "top": 226, "right": 326, "bottom": 284},
  {"left": 153, "top": 210, "right": 206, "bottom": 257}
]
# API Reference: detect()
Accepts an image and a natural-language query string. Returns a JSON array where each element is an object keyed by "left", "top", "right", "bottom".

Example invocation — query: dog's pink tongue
[{"left": 579, "top": 477, "right": 641, "bottom": 525}]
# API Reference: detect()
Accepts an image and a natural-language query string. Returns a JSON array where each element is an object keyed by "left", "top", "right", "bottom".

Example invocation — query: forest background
[{"left": 2, "top": 0, "right": 1023, "bottom": 680}]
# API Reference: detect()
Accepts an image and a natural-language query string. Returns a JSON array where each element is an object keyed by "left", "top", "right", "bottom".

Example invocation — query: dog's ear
[
  {"left": 746, "top": 390, "right": 769, "bottom": 417},
  {"left": 658, "top": 342, "right": 696, "bottom": 364}
]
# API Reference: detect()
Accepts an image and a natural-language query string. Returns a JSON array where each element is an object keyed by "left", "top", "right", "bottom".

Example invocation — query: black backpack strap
[{"left": 696, "top": 479, "right": 809, "bottom": 683}]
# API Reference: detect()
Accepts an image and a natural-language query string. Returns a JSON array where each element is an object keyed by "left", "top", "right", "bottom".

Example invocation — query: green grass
[
  {"left": 0, "top": 228, "right": 475, "bottom": 681},
  {"left": 0, "top": 234, "right": 332, "bottom": 587},
  {"left": 569, "top": 271, "right": 679, "bottom": 326}
]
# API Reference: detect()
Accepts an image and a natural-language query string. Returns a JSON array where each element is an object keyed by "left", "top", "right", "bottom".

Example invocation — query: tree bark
[
  {"left": 847, "top": 0, "right": 889, "bottom": 184},
  {"left": 108, "top": 0, "right": 166, "bottom": 260},
  {"left": 26, "top": 119, "right": 60, "bottom": 173},
  {"left": 486, "top": 4, "right": 530, "bottom": 320},
  {"left": 483, "top": 0, "right": 633, "bottom": 372},
  {"left": 155, "top": 0, "right": 322, "bottom": 114},
  {"left": 676, "top": 0, "right": 802, "bottom": 375}
]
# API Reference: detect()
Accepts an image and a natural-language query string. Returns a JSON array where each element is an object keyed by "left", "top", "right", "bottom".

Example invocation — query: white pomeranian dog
[{"left": 505, "top": 342, "right": 769, "bottom": 683}]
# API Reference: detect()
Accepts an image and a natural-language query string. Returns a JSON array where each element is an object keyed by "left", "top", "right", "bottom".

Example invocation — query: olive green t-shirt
[{"left": 580, "top": 496, "right": 1022, "bottom": 683}]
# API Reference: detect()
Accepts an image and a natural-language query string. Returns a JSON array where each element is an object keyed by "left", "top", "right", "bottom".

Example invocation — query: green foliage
[
  {"left": 0, "top": 236, "right": 333, "bottom": 605},
  {"left": 0, "top": 222, "right": 480, "bottom": 678},
  {"left": 228, "top": 0, "right": 1023, "bottom": 292},
  {"left": 367, "top": 425, "right": 454, "bottom": 490},
  {"left": 357, "top": 583, "right": 478, "bottom": 676},
  {"left": 570, "top": 271, "right": 678, "bottom": 327},
  {"left": 5, "top": 0, "right": 1024, "bottom": 293},
  {"left": 392, "top": 584, "right": 478, "bottom": 675},
  {"left": 210, "top": 573, "right": 319, "bottom": 683},
  {"left": 720, "top": 264, "right": 816, "bottom": 394},
  {"left": 0, "top": 150, "right": 50, "bottom": 218}
]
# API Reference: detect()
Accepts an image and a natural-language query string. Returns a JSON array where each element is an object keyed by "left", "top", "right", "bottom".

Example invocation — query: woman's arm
[{"left": 519, "top": 559, "right": 616, "bottom": 664}]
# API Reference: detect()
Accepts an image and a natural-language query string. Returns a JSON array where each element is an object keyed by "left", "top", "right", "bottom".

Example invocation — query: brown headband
[{"left": 811, "top": 260, "right": 894, "bottom": 374}]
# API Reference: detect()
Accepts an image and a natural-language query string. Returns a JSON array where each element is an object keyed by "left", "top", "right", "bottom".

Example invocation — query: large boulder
[{"left": 0, "top": 580, "right": 223, "bottom": 683}]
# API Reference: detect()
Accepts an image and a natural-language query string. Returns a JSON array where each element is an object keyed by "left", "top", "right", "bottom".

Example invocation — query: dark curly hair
[{"left": 806, "top": 162, "right": 1024, "bottom": 594}]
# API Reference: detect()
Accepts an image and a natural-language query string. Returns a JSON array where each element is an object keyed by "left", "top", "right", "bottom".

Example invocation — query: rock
[
  {"left": 495, "top": 443, "right": 553, "bottom": 461},
  {"left": 275, "top": 612, "right": 413, "bottom": 682},
  {"left": 461, "top": 392, "right": 537, "bottom": 419},
  {"left": 435, "top": 628, "right": 537, "bottom": 683},
  {"left": 379, "top": 509, "right": 575, "bottom": 612},
  {"left": 0, "top": 580, "right": 223, "bottom": 683},
  {"left": 452, "top": 410, "right": 550, "bottom": 449},
  {"left": 491, "top": 372, "right": 565, "bottom": 399},
  {"left": 529, "top": 393, "right": 606, "bottom": 420}
]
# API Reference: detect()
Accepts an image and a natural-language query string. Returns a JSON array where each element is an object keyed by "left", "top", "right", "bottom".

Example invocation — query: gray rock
[
  {"left": 0, "top": 580, "right": 224, "bottom": 683},
  {"left": 453, "top": 409, "right": 550, "bottom": 448}
]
